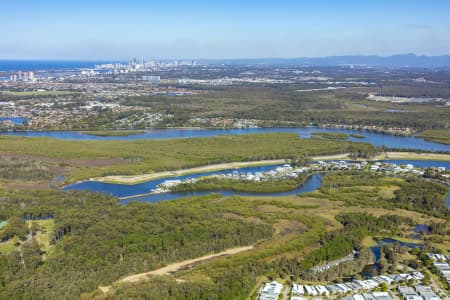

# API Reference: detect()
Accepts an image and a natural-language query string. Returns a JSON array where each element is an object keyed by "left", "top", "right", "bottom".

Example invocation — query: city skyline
[{"left": 1, "top": 0, "right": 450, "bottom": 60}]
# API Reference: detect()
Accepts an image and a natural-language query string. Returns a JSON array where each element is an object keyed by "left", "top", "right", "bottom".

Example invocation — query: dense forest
[
  {"left": 91, "top": 212, "right": 424, "bottom": 300},
  {"left": 0, "top": 160, "right": 448, "bottom": 298},
  {"left": 318, "top": 171, "right": 449, "bottom": 217},
  {"left": 123, "top": 86, "right": 450, "bottom": 130},
  {"left": 394, "top": 178, "right": 449, "bottom": 216},
  {"left": 0, "top": 191, "right": 273, "bottom": 299},
  {"left": 0, "top": 133, "right": 376, "bottom": 182}
]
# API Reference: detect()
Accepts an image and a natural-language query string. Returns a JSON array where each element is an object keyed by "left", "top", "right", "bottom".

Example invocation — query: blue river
[
  {"left": 2, "top": 127, "right": 450, "bottom": 152},
  {"left": 63, "top": 160, "right": 450, "bottom": 205},
  {"left": 371, "top": 238, "right": 424, "bottom": 261},
  {"left": 0, "top": 117, "right": 28, "bottom": 125}
]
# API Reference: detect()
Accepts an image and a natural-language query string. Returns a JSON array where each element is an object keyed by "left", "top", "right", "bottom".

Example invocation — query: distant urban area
[{"left": 1, "top": 57, "right": 449, "bottom": 134}]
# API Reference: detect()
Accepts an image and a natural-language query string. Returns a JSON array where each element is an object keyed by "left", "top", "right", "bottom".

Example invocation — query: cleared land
[
  {"left": 98, "top": 245, "right": 253, "bottom": 293},
  {"left": 311, "top": 153, "right": 351, "bottom": 160},
  {"left": 0, "top": 219, "right": 55, "bottom": 256},
  {"left": 377, "top": 151, "right": 450, "bottom": 161},
  {"left": 128, "top": 245, "right": 251, "bottom": 280}
]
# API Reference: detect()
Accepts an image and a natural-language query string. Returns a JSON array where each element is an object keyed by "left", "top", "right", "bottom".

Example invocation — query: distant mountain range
[{"left": 202, "top": 54, "right": 450, "bottom": 68}]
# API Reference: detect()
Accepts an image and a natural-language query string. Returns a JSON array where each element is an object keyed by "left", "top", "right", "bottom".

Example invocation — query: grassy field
[
  {"left": 30, "top": 220, "right": 55, "bottom": 256},
  {"left": 417, "top": 130, "right": 450, "bottom": 145},
  {"left": 0, "top": 133, "right": 375, "bottom": 182},
  {"left": 361, "top": 236, "right": 378, "bottom": 247},
  {"left": 430, "top": 234, "right": 450, "bottom": 253},
  {"left": 0, "top": 236, "right": 18, "bottom": 254}
]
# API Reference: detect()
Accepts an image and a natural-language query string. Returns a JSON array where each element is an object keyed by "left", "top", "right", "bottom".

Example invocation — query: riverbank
[
  {"left": 417, "top": 130, "right": 450, "bottom": 145},
  {"left": 94, "top": 159, "right": 287, "bottom": 184}
]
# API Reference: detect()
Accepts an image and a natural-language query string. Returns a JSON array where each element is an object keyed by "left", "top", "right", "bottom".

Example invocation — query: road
[
  {"left": 282, "top": 285, "right": 290, "bottom": 300},
  {"left": 99, "top": 245, "right": 254, "bottom": 293}
]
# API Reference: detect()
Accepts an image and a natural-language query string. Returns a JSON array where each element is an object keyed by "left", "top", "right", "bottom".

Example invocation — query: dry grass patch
[
  {"left": 27, "top": 219, "right": 55, "bottom": 257},
  {"left": 256, "top": 204, "right": 290, "bottom": 213},
  {"left": 361, "top": 236, "right": 378, "bottom": 247},
  {"left": 378, "top": 186, "right": 400, "bottom": 200},
  {"left": 274, "top": 219, "right": 308, "bottom": 237},
  {"left": 1, "top": 180, "right": 52, "bottom": 190}
]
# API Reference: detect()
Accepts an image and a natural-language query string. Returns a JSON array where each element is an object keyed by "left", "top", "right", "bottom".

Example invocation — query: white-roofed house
[
  {"left": 292, "top": 284, "right": 304, "bottom": 296},
  {"left": 315, "top": 285, "right": 329, "bottom": 296},
  {"left": 259, "top": 281, "right": 283, "bottom": 300}
]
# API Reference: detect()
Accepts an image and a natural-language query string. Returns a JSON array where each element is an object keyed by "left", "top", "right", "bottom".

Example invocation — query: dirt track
[
  {"left": 122, "top": 245, "right": 253, "bottom": 282},
  {"left": 98, "top": 245, "right": 254, "bottom": 293}
]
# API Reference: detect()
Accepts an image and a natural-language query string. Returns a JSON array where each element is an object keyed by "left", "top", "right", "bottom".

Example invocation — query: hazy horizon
[
  {"left": 1, "top": 0, "right": 450, "bottom": 60},
  {"left": 1, "top": 53, "right": 450, "bottom": 62}
]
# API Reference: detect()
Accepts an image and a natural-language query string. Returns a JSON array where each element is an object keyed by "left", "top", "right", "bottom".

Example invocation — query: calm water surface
[
  {"left": 2, "top": 127, "right": 450, "bottom": 152},
  {"left": 0, "top": 117, "right": 27, "bottom": 125},
  {"left": 371, "top": 238, "right": 424, "bottom": 261},
  {"left": 64, "top": 160, "right": 450, "bottom": 205}
]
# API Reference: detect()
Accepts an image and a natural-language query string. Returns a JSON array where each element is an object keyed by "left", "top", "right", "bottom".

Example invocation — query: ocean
[{"left": 0, "top": 60, "right": 117, "bottom": 71}]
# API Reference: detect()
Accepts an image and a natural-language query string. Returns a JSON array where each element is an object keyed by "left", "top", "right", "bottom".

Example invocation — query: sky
[{"left": 1, "top": 0, "right": 450, "bottom": 60}]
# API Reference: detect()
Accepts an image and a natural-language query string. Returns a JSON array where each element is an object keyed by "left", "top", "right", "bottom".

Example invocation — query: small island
[
  {"left": 350, "top": 133, "right": 365, "bottom": 139},
  {"left": 311, "top": 132, "right": 349, "bottom": 140}
]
